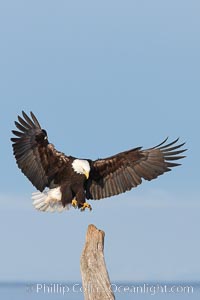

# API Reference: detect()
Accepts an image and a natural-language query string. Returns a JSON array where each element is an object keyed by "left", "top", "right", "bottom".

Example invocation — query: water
[{"left": 0, "top": 282, "right": 199, "bottom": 299}]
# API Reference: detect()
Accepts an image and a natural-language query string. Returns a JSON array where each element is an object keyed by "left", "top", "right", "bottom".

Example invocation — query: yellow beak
[{"left": 84, "top": 170, "right": 90, "bottom": 180}]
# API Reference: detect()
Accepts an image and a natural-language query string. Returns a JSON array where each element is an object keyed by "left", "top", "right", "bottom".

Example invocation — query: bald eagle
[{"left": 11, "top": 111, "right": 186, "bottom": 212}]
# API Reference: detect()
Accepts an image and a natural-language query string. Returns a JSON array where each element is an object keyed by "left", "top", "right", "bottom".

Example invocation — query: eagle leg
[
  {"left": 80, "top": 202, "right": 92, "bottom": 211},
  {"left": 71, "top": 198, "right": 78, "bottom": 209}
]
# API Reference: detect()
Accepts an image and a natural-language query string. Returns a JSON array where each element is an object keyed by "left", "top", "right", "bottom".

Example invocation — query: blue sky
[{"left": 0, "top": 0, "right": 199, "bottom": 283}]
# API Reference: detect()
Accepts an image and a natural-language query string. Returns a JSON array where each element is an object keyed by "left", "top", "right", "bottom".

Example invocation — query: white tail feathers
[{"left": 32, "top": 187, "right": 70, "bottom": 213}]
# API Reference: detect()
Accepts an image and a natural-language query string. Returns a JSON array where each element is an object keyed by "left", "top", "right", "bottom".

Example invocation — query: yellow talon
[
  {"left": 80, "top": 202, "right": 92, "bottom": 211},
  {"left": 71, "top": 199, "right": 78, "bottom": 208}
]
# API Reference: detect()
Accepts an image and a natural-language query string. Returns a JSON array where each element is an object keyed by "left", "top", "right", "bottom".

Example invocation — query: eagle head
[{"left": 72, "top": 159, "right": 90, "bottom": 179}]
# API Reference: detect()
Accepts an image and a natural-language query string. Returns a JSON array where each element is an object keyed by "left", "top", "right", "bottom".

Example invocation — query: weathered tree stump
[{"left": 80, "top": 224, "right": 115, "bottom": 300}]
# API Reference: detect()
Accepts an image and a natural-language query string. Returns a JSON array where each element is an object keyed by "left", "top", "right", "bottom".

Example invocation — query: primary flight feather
[{"left": 11, "top": 111, "right": 186, "bottom": 212}]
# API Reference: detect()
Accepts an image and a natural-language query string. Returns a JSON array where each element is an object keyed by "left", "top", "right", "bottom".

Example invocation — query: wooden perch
[{"left": 80, "top": 224, "right": 115, "bottom": 300}]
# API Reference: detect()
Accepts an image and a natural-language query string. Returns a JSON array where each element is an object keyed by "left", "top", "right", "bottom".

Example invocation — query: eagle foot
[
  {"left": 71, "top": 198, "right": 78, "bottom": 209},
  {"left": 80, "top": 202, "right": 92, "bottom": 211}
]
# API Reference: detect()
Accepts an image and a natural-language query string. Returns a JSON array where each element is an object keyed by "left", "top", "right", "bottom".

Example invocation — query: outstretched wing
[
  {"left": 86, "top": 138, "right": 186, "bottom": 200},
  {"left": 11, "top": 111, "right": 69, "bottom": 191}
]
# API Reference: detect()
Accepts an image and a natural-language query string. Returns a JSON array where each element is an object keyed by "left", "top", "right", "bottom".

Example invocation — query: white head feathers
[{"left": 72, "top": 159, "right": 90, "bottom": 178}]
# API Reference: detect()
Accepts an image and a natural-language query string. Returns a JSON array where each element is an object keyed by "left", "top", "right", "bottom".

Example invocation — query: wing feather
[
  {"left": 11, "top": 111, "right": 69, "bottom": 191},
  {"left": 14, "top": 121, "right": 28, "bottom": 132},
  {"left": 30, "top": 111, "right": 41, "bottom": 128},
  {"left": 18, "top": 116, "right": 32, "bottom": 129},
  {"left": 22, "top": 110, "right": 37, "bottom": 127},
  {"left": 86, "top": 138, "right": 186, "bottom": 200}
]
